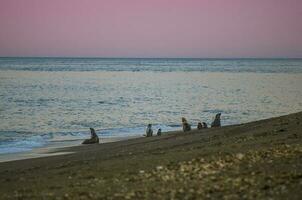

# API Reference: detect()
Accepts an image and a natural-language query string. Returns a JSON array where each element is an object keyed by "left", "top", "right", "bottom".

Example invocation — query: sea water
[{"left": 0, "top": 58, "right": 302, "bottom": 155}]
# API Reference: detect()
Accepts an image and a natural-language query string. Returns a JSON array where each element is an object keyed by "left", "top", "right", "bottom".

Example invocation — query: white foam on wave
[{"left": 0, "top": 135, "right": 47, "bottom": 154}]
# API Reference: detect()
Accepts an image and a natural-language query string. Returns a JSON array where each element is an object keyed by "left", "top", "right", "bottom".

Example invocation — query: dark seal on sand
[
  {"left": 157, "top": 128, "right": 162, "bottom": 136},
  {"left": 182, "top": 117, "right": 191, "bottom": 132},
  {"left": 82, "top": 128, "right": 99, "bottom": 144},
  {"left": 197, "top": 122, "right": 203, "bottom": 130},
  {"left": 146, "top": 124, "right": 153, "bottom": 137},
  {"left": 211, "top": 113, "right": 221, "bottom": 127}
]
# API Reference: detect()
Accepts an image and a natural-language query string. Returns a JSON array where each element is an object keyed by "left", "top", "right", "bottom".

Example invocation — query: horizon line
[{"left": 0, "top": 56, "right": 302, "bottom": 60}]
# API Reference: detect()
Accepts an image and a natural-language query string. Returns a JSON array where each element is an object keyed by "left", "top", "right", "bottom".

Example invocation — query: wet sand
[
  {"left": 0, "top": 136, "right": 141, "bottom": 163},
  {"left": 0, "top": 112, "right": 301, "bottom": 199}
]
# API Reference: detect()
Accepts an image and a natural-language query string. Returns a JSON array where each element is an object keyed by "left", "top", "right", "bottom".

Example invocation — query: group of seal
[
  {"left": 145, "top": 113, "right": 222, "bottom": 138},
  {"left": 82, "top": 113, "right": 222, "bottom": 144},
  {"left": 145, "top": 124, "right": 161, "bottom": 137},
  {"left": 182, "top": 113, "right": 221, "bottom": 132},
  {"left": 197, "top": 122, "right": 208, "bottom": 129}
]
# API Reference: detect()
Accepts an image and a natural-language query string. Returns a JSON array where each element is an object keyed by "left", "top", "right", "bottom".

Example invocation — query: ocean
[{"left": 0, "top": 58, "right": 302, "bottom": 155}]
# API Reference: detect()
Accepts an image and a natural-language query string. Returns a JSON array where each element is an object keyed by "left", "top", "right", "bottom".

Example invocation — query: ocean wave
[{"left": 0, "top": 133, "right": 47, "bottom": 154}]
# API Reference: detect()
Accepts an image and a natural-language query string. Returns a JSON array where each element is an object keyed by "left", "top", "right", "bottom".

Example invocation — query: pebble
[{"left": 236, "top": 153, "right": 244, "bottom": 160}]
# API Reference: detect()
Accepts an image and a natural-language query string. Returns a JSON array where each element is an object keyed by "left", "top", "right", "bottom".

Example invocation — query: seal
[
  {"left": 146, "top": 124, "right": 153, "bottom": 137},
  {"left": 197, "top": 122, "right": 203, "bottom": 130},
  {"left": 182, "top": 117, "right": 191, "bottom": 132},
  {"left": 211, "top": 113, "right": 221, "bottom": 127},
  {"left": 82, "top": 128, "right": 99, "bottom": 144},
  {"left": 157, "top": 128, "right": 162, "bottom": 136}
]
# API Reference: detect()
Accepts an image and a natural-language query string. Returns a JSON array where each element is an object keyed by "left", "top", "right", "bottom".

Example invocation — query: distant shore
[{"left": 0, "top": 112, "right": 301, "bottom": 199}]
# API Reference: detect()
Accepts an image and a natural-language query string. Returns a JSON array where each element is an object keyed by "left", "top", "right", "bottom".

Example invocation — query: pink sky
[{"left": 0, "top": 0, "right": 301, "bottom": 58}]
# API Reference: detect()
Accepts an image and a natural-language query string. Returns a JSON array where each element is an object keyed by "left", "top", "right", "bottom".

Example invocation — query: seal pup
[
  {"left": 182, "top": 117, "right": 191, "bottom": 132},
  {"left": 197, "top": 122, "right": 203, "bottom": 130},
  {"left": 211, "top": 113, "right": 221, "bottom": 127},
  {"left": 157, "top": 128, "right": 162, "bottom": 136},
  {"left": 82, "top": 128, "right": 99, "bottom": 144},
  {"left": 146, "top": 124, "right": 153, "bottom": 137}
]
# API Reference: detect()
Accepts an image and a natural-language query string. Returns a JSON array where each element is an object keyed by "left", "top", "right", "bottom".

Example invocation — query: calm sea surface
[{"left": 0, "top": 58, "right": 302, "bottom": 154}]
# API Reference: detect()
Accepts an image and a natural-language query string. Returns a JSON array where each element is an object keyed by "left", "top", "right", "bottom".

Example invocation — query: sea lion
[
  {"left": 197, "top": 122, "right": 203, "bottom": 130},
  {"left": 211, "top": 113, "right": 221, "bottom": 127},
  {"left": 182, "top": 117, "right": 191, "bottom": 132},
  {"left": 157, "top": 128, "right": 162, "bottom": 136},
  {"left": 146, "top": 124, "right": 153, "bottom": 137},
  {"left": 82, "top": 128, "right": 99, "bottom": 144}
]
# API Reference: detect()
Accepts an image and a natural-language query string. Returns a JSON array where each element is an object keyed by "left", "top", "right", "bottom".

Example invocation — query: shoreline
[
  {"left": 0, "top": 111, "right": 295, "bottom": 163},
  {"left": 0, "top": 111, "right": 301, "bottom": 199},
  {"left": 0, "top": 135, "right": 142, "bottom": 163}
]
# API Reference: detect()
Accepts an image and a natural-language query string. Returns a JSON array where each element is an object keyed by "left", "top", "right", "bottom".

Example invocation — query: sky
[{"left": 0, "top": 0, "right": 301, "bottom": 58}]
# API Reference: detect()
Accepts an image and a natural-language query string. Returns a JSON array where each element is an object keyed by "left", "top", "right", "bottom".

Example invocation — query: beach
[
  {"left": 0, "top": 112, "right": 301, "bottom": 199},
  {"left": 1, "top": 0, "right": 302, "bottom": 199}
]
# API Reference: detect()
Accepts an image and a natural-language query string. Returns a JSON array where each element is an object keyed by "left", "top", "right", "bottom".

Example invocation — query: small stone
[{"left": 236, "top": 153, "right": 244, "bottom": 160}]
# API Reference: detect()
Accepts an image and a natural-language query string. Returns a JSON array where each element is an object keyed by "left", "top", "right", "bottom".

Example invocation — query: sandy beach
[{"left": 0, "top": 112, "right": 301, "bottom": 199}]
